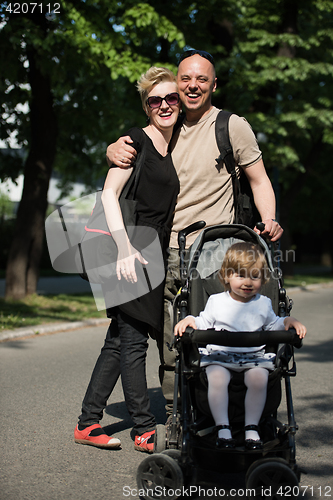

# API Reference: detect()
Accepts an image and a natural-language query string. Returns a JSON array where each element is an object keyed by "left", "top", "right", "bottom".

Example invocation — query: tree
[
  {"left": 0, "top": 1, "right": 185, "bottom": 299},
  {"left": 215, "top": 0, "right": 333, "bottom": 269}
]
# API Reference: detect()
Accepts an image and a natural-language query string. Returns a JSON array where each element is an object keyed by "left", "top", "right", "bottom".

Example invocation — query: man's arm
[
  {"left": 243, "top": 158, "right": 283, "bottom": 241},
  {"left": 106, "top": 136, "right": 137, "bottom": 167}
]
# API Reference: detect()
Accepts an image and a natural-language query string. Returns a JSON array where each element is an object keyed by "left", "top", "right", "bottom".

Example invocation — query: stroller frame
[{"left": 137, "top": 222, "right": 303, "bottom": 500}]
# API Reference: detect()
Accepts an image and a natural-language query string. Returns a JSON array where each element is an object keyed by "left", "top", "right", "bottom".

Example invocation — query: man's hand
[
  {"left": 106, "top": 136, "right": 137, "bottom": 167},
  {"left": 254, "top": 219, "right": 284, "bottom": 242}
]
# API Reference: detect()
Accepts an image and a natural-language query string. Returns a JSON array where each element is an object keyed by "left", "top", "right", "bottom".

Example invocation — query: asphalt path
[{"left": 1, "top": 286, "right": 333, "bottom": 500}]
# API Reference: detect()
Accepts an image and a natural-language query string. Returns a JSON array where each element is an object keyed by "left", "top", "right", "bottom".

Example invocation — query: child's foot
[
  {"left": 218, "top": 425, "right": 232, "bottom": 440},
  {"left": 244, "top": 425, "right": 263, "bottom": 450},
  {"left": 74, "top": 423, "right": 121, "bottom": 449},
  {"left": 215, "top": 424, "right": 236, "bottom": 449}
]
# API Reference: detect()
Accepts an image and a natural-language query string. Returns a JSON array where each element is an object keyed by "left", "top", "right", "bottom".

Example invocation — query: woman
[{"left": 74, "top": 67, "right": 181, "bottom": 452}]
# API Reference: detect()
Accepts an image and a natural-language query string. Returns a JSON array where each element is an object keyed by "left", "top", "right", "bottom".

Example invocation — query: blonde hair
[
  {"left": 136, "top": 66, "right": 177, "bottom": 114},
  {"left": 219, "top": 242, "right": 270, "bottom": 291}
]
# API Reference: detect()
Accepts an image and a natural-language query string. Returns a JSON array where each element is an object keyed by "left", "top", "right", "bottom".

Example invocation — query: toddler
[{"left": 174, "top": 242, "right": 306, "bottom": 449}]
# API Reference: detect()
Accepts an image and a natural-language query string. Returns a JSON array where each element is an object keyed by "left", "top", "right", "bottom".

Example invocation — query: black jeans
[{"left": 79, "top": 309, "right": 156, "bottom": 435}]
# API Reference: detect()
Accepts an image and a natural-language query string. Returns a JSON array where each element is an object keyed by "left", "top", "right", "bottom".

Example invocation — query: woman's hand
[
  {"left": 116, "top": 244, "right": 148, "bottom": 283},
  {"left": 284, "top": 316, "right": 307, "bottom": 339},
  {"left": 174, "top": 316, "right": 197, "bottom": 337}
]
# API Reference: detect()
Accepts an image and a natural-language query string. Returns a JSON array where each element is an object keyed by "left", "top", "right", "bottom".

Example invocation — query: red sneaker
[
  {"left": 74, "top": 424, "right": 121, "bottom": 449},
  {"left": 134, "top": 429, "right": 155, "bottom": 453}
]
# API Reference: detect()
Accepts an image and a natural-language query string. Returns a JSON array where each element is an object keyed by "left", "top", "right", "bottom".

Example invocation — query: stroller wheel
[
  {"left": 137, "top": 453, "right": 183, "bottom": 500},
  {"left": 161, "top": 449, "right": 181, "bottom": 462},
  {"left": 245, "top": 458, "right": 299, "bottom": 499},
  {"left": 154, "top": 424, "right": 167, "bottom": 453}
]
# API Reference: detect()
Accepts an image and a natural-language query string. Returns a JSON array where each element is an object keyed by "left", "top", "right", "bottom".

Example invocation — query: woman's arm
[{"left": 101, "top": 166, "right": 147, "bottom": 282}]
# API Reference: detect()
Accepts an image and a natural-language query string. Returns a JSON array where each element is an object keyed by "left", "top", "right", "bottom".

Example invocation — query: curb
[
  {"left": 0, "top": 317, "right": 109, "bottom": 343},
  {"left": 285, "top": 280, "right": 333, "bottom": 294}
]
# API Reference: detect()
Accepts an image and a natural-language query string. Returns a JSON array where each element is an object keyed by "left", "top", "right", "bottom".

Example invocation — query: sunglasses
[
  {"left": 146, "top": 92, "right": 180, "bottom": 109},
  {"left": 178, "top": 49, "right": 215, "bottom": 66}
]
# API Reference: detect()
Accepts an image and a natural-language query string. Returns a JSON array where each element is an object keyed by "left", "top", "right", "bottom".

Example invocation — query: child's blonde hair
[
  {"left": 219, "top": 242, "right": 270, "bottom": 291},
  {"left": 136, "top": 66, "right": 177, "bottom": 114}
]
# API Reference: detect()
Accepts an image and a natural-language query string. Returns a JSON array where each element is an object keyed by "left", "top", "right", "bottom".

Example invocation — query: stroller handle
[
  {"left": 178, "top": 220, "right": 206, "bottom": 249},
  {"left": 180, "top": 327, "right": 302, "bottom": 349}
]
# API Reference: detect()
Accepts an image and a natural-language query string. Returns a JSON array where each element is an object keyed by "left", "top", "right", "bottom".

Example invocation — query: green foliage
[
  {"left": 220, "top": 0, "right": 333, "bottom": 181},
  {"left": 0, "top": 0, "right": 185, "bottom": 189},
  {"left": 123, "top": 3, "right": 185, "bottom": 52},
  {"left": 0, "top": 191, "right": 13, "bottom": 219}
]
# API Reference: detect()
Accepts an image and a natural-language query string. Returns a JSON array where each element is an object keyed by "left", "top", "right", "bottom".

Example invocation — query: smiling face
[
  {"left": 220, "top": 242, "right": 269, "bottom": 303},
  {"left": 146, "top": 81, "right": 181, "bottom": 132},
  {"left": 225, "top": 268, "right": 263, "bottom": 303},
  {"left": 177, "top": 54, "right": 217, "bottom": 121}
]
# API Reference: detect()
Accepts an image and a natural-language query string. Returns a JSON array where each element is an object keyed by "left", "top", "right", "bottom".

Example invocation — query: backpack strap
[
  {"left": 215, "top": 110, "right": 234, "bottom": 174},
  {"left": 215, "top": 110, "right": 240, "bottom": 219}
]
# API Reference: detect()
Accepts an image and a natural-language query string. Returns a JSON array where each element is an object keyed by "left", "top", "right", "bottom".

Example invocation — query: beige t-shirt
[{"left": 169, "top": 107, "right": 262, "bottom": 248}]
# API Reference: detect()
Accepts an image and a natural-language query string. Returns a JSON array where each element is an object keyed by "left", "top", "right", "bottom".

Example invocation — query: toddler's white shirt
[{"left": 192, "top": 292, "right": 286, "bottom": 354}]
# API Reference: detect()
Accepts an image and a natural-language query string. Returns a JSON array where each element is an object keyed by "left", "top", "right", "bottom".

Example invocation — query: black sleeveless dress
[{"left": 105, "top": 127, "right": 179, "bottom": 331}]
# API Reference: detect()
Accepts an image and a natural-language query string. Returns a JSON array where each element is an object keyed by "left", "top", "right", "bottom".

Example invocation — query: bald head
[{"left": 177, "top": 54, "right": 217, "bottom": 121}]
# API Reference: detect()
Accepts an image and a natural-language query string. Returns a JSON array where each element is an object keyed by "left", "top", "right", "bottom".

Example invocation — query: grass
[
  {"left": 283, "top": 273, "right": 333, "bottom": 288},
  {"left": 0, "top": 293, "right": 105, "bottom": 331}
]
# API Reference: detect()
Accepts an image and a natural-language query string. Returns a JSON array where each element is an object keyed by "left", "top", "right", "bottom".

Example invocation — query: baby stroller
[{"left": 136, "top": 222, "right": 303, "bottom": 500}]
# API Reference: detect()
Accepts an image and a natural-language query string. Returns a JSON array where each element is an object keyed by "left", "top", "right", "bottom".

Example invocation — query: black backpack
[
  {"left": 215, "top": 110, "right": 260, "bottom": 228},
  {"left": 173, "top": 110, "right": 260, "bottom": 228}
]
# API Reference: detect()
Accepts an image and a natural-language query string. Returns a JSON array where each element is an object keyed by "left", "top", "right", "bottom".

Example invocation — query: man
[{"left": 106, "top": 49, "right": 283, "bottom": 411}]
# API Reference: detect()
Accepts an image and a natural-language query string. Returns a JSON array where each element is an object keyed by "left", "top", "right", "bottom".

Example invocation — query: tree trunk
[{"left": 5, "top": 47, "right": 57, "bottom": 300}]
